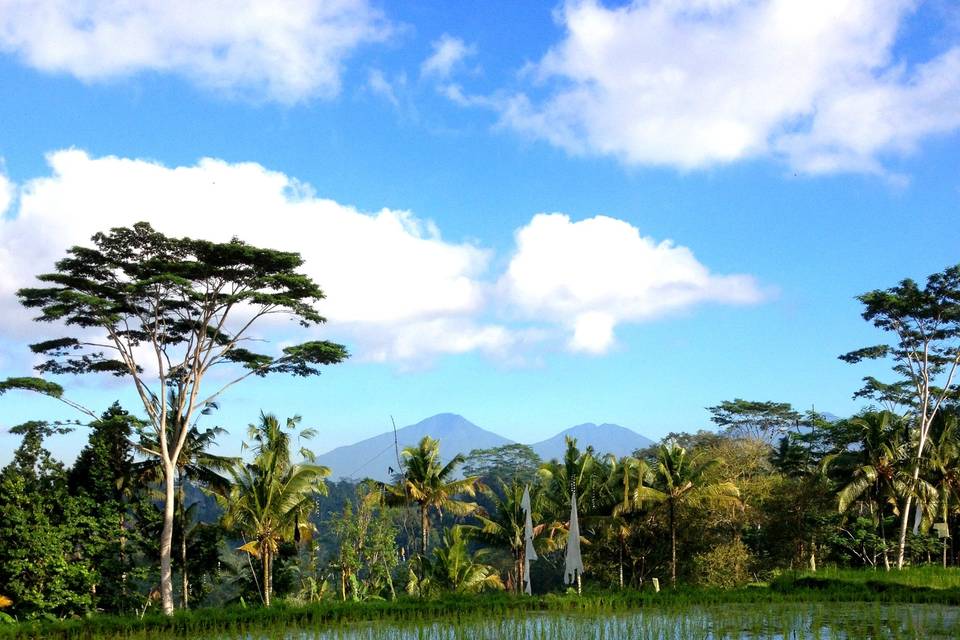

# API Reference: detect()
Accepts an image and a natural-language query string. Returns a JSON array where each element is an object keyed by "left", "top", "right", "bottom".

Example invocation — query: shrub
[{"left": 693, "top": 540, "right": 752, "bottom": 589}]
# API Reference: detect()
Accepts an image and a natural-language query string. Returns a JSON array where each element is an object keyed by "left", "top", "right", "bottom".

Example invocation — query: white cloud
[
  {"left": 0, "top": 149, "right": 501, "bottom": 364},
  {"left": 421, "top": 34, "right": 474, "bottom": 79},
  {"left": 367, "top": 68, "right": 399, "bottom": 106},
  {"left": 0, "top": 170, "right": 12, "bottom": 215},
  {"left": 0, "top": 0, "right": 391, "bottom": 103},
  {"left": 0, "top": 150, "right": 766, "bottom": 366},
  {"left": 496, "top": 0, "right": 960, "bottom": 173},
  {"left": 500, "top": 213, "right": 764, "bottom": 353}
]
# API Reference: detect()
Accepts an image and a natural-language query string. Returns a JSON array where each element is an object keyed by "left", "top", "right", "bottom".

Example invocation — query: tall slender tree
[
  {"left": 8, "top": 222, "right": 347, "bottom": 613},
  {"left": 841, "top": 265, "right": 960, "bottom": 568},
  {"left": 137, "top": 406, "right": 236, "bottom": 609}
]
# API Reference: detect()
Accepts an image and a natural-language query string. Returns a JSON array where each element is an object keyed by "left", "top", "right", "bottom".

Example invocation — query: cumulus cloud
[
  {"left": 496, "top": 0, "right": 960, "bottom": 173},
  {"left": 0, "top": 150, "right": 766, "bottom": 365},
  {"left": 421, "top": 34, "right": 474, "bottom": 79},
  {"left": 0, "top": 0, "right": 391, "bottom": 102},
  {"left": 500, "top": 214, "right": 764, "bottom": 353},
  {"left": 0, "top": 170, "right": 12, "bottom": 215},
  {"left": 0, "top": 149, "right": 505, "bottom": 364}
]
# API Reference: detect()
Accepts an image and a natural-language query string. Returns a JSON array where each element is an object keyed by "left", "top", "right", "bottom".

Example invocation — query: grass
[{"left": 4, "top": 568, "right": 960, "bottom": 639}]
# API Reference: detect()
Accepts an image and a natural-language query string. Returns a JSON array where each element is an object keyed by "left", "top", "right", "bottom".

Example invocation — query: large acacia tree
[
  {"left": 11, "top": 222, "right": 347, "bottom": 614},
  {"left": 841, "top": 265, "right": 960, "bottom": 568}
]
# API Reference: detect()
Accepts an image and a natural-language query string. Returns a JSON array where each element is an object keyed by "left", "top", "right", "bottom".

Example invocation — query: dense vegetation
[{"left": 1, "top": 225, "right": 959, "bottom": 631}]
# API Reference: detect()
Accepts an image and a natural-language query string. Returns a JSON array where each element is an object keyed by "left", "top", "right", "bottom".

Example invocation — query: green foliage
[
  {"left": 0, "top": 423, "right": 96, "bottom": 619},
  {"left": 462, "top": 444, "right": 541, "bottom": 487},
  {"left": 407, "top": 526, "right": 504, "bottom": 596},
  {"left": 692, "top": 539, "right": 752, "bottom": 589},
  {"left": 707, "top": 399, "right": 801, "bottom": 442}
]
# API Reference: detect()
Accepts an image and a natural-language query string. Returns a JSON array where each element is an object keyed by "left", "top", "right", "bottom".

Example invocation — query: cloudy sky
[{"left": 1, "top": 0, "right": 958, "bottom": 463}]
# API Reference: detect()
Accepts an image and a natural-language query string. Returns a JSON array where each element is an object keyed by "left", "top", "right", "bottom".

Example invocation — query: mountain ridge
[{"left": 315, "top": 413, "right": 653, "bottom": 482}]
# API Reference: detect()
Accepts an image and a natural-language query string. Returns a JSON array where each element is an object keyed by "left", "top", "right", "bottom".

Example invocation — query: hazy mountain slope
[
  {"left": 316, "top": 413, "right": 513, "bottom": 481},
  {"left": 530, "top": 423, "right": 654, "bottom": 461}
]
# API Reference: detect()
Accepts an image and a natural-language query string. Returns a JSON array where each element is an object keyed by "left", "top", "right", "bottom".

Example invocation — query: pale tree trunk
[
  {"left": 897, "top": 466, "right": 922, "bottom": 568},
  {"left": 618, "top": 541, "right": 624, "bottom": 589},
  {"left": 516, "top": 550, "right": 524, "bottom": 594},
  {"left": 263, "top": 551, "right": 272, "bottom": 607},
  {"left": 179, "top": 474, "right": 188, "bottom": 609},
  {"left": 420, "top": 505, "right": 429, "bottom": 556},
  {"left": 160, "top": 461, "right": 176, "bottom": 615}
]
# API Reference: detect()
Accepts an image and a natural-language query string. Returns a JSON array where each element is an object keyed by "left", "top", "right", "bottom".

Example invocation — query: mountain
[
  {"left": 316, "top": 413, "right": 513, "bottom": 482},
  {"left": 530, "top": 423, "right": 654, "bottom": 461}
]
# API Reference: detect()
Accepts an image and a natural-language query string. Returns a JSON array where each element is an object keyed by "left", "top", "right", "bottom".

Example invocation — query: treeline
[{"left": 2, "top": 400, "right": 959, "bottom": 621}]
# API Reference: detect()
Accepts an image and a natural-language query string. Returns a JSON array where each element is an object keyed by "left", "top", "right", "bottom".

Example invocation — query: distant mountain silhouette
[
  {"left": 315, "top": 413, "right": 511, "bottom": 482},
  {"left": 315, "top": 414, "right": 657, "bottom": 482},
  {"left": 530, "top": 423, "right": 654, "bottom": 461}
]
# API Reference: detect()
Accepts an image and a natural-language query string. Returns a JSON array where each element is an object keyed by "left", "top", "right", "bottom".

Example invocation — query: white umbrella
[
  {"left": 564, "top": 489, "right": 584, "bottom": 591},
  {"left": 521, "top": 485, "right": 538, "bottom": 595}
]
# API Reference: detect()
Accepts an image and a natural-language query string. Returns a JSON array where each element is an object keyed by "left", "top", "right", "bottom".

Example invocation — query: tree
[
  {"left": 221, "top": 413, "right": 330, "bottom": 606},
  {"left": 12, "top": 222, "right": 347, "bottom": 613},
  {"left": 707, "top": 399, "right": 801, "bottom": 442},
  {"left": 383, "top": 436, "right": 480, "bottom": 556},
  {"left": 407, "top": 526, "right": 504, "bottom": 596},
  {"left": 824, "top": 411, "right": 910, "bottom": 570},
  {"left": 605, "top": 455, "right": 653, "bottom": 589},
  {"left": 462, "top": 444, "right": 542, "bottom": 487},
  {"left": 470, "top": 481, "right": 547, "bottom": 593},
  {"left": 625, "top": 442, "right": 740, "bottom": 587},
  {"left": 138, "top": 415, "right": 236, "bottom": 609},
  {"left": 840, "top": 265, "right": 960, "bottom": 568},
  {"left": 68, "top": 403, "right": 143, "bottom": 613},
  {"left": 0, "top": 422, "right": 96, "bottom": 619},
  {"left": 330, "top": 485, "right": 399, "bottom": 601}
]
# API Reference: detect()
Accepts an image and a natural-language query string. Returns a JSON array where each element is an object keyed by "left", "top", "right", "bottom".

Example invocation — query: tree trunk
[
  {"left": 159, "top": 460, "right": 176, "bottom": 615},
  {"left": 619, "top": 541, "right": 624, "bottom": 590},
  {"left": 516, "top": 549, "right": 524, "bottom": 594},
  {"left": 179, "top": 473, "right": 188, "bottom": 609},
  {"left": 896, "top": 493, "right": 915, "bottom": 569},
  {"left": 420, "top": 505, "right": 429, "bottom": 556},
  {"left": 263, "top": 550, "right": 272, "bottom": 607},
  {"left": 670, "top": 499, "right": 677, "bottom": 588}
]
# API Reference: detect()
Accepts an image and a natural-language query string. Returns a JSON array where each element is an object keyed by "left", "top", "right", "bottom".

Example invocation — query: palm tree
[
  {"left": 383, "top": 436, "right": 480, "bottom": 556},
  {"left": 469, "top": 481, "right": 552, "bottom": 592},
  {"left": 407, "top": 525, "right": 504, "bottom": 596},
  {"left": 826, "top": 411, "right": 912, "bottom": 570},
  {"left": 624, "top": 442, "right": 740, "bottom": 587},
  {"left": 220, "top": 413, "right": 329, "bottom": 606},
  {"left": 605, "top": 455, "right": 653, "bottom": 588},
  {"left": 924, "top": 412, "right": 960, "bottom": 566},
  {"left": 537, "top": 437, "right": 606, "bottom": 533}
]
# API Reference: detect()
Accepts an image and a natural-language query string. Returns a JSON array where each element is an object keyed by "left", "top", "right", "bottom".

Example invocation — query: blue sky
[{"left": 0, "top": 0, "right": 958, "bottom": 464}]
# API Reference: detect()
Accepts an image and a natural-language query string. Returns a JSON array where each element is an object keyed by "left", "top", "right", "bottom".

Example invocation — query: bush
[{"left": 693, "top": 539, "right": 752, "bottom": 589}]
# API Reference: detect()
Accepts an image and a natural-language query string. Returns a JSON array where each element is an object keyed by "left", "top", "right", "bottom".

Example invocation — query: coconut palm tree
[
  {"left": 407, "top": 525, "right": 504, "bottom": 596},
  {"left": 383, "top": 436, "right": 480, "bottom": 556},
  {"left": 923, "top": 412, "right": 960, "bottom": 565},
  {"left": 605, "top": 455, "right": 653, "bottom": 588},
  {"left": 623, "top": 442, "right": 740, "bottom": 587},
  {"left": 220, "top": 413, "right": 329, "bottom": 606},
  {"left": 469, "top": 481, "right": 553, "bottom": 592},
  {"left": 825, "top": 411, "right": 914, "bottom": 570}
]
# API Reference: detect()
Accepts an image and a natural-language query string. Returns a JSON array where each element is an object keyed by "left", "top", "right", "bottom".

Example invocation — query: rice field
[
  {"left": 241, "top": 604, "right": 959, "bottom": 640},
  {"left": 21, "top": 603, "right": 953, "bottom": 640}
]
